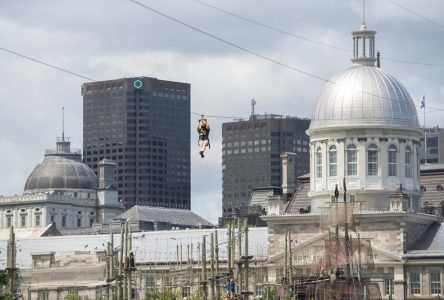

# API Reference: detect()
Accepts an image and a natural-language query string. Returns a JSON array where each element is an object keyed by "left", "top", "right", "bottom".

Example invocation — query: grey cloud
[{"left": 0, "top": 0, "right": 443, "bottom": 223}]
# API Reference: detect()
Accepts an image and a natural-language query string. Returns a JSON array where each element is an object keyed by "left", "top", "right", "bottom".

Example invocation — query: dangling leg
[
  {"left": 199, "top": 140, "right": 205, "bottom": 158},
  {"left": 199, "top": 139, "right": 209, "bottom": 158}
]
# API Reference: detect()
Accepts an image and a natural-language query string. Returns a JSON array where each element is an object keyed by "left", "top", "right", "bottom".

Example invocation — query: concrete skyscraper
[
  {"left": 82, "top": 77, "right": 190, "bottom": 209},
  {"left": 221, "top": 115, "right": 310, "bottom": 219}
]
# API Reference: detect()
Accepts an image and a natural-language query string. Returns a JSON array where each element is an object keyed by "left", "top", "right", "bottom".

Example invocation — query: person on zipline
[{"left": 197, "top": 118, "right": 210, "bottom": 158}]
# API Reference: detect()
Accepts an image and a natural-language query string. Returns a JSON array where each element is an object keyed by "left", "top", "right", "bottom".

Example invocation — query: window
[
  {"left": 255, "top": 284, "right": 264, "bottom": 296},
  {"left": 367, "top": 144, "right": 378, "bottom": 176},
  {"left": 431, "top": 271, "right": 441, "bottom": 294},
  {"left": 349, "top": 194, "right": 356, "bottom": 203},
  {"left": 388, "top": 145, "right": 398, "bottom": 176},
  {"left": 50, "top": 215, "right": 55, "bottom": 223},
  {"left": 21, "top": 215, "right": 26, "bottom": 227},
  {"left": 329, "top": 146, "right": 337, "bottom": 177},
  {"left": 6, "top": 216, "right": 12, "bottom": 228},
  {"left": 347, "top": 144, "right": 357, "bottom": 176},
  {"left": 35, "top": 215, "right": 40, "bottom": 227},
  {"left": 410, "top": 271, "right": 421, "bottom": 295},
  {"left": 38, "top": 291, "right": 49, "bottom": 300},
  {"left": 182, "top": 287, "right": 191, "bottom": 298},
  {"left": 316, "top": 147, "right": 322, "bottom": 178},
  {"left": 405, "top": 146, "right": 412, "bottom": 178},
  {"left": 77, "top": 218, "right": 82, "bottom": 228},
  {"left": 62, "top": 216, "right": 66, "bottom": 227},
  {"left": 384, "top": 277, "right": 394, "bottom": 296}
]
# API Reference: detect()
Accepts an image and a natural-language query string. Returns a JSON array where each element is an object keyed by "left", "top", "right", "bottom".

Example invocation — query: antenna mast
[
  {"left": 250, "top": 99, "right": 256, "bottom": 118},
  {"left": 363, "top": 0, "right": 366, "bottom": 25}
]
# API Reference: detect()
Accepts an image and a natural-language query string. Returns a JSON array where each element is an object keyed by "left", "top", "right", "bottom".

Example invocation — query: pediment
[{"left": 269, "top": 228, "right": 402, "bottom": 265}]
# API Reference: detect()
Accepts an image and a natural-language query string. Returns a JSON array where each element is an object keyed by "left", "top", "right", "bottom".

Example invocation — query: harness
[{"left": 197, "top": 118, "right": 210, "bottom": 148}]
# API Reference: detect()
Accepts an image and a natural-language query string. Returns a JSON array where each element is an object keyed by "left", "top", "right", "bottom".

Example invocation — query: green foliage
[
  {"left": 144, "top": 287, "right": 180, "bottom": 300},
  {"left": 259, "top": 286, "right": 277, "bottom": 300},
  {"left": 188, "top": 288, "right": 204, "bottom": 300},
  {"left": 285, "top": 288, "right": 294, "bottom": 300},
  {"left": 0, "top": 293, "right": 14, "bottom": 300},
  {"left": 0, "top": 271, "right": 8, "bottom": 286},
  {"left": 144, "top": 287, "right": 205, "bottom": 300}
]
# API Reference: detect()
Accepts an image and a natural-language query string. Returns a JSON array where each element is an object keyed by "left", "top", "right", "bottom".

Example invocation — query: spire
[
  {"left": 62, "top": 107, "right": 65, "bottom": 142},
  {"left": 56, "top": 107, "right": 71, "bottom": 154},
  {"left": 351, "top": 0, "right": 376, "bottom": 66},
  {"left": 362, "top": 0, "right": 366, "bottom": 26}
]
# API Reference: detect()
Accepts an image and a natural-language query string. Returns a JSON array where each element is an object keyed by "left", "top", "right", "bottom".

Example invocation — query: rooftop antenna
[
  {"left": 62, "top": 107, "right": 65, "bottom": 142},
  {"left": 250, "top": 98, "right": 256, "bottom": 118}
]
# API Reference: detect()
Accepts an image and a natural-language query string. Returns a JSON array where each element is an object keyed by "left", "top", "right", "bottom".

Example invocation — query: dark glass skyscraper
[
  {"left": 221, "top": 115, "right": 310, "bottom": 218},
  {"left": 82, "top": 77, "right": 190, "bottom": 209}
]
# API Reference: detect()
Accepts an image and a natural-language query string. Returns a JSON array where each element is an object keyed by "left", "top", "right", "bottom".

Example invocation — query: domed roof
[
  {"left": 24, "top": 139, "right": 98, "bottom": 192},
  {"left": 309, "top": 65, "right": 420, "bottom": 132},
  {"left": 309, "top": 25, "right": 420, "bottom": 133}
]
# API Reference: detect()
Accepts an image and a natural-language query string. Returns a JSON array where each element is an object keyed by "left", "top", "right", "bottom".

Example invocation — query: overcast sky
[{"left": 0, "top": 0, "right": 443, "bottom": 224}]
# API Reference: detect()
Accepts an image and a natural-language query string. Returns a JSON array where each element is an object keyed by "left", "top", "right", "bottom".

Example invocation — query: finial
[
  {"left": 62, "top": 107, "right": 65, "bottom": 142},
  {"left": 377, "top": 51, "right": 381, "bottom": 68}
]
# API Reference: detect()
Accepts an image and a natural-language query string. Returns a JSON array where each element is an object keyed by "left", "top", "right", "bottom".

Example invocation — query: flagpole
[{"left": 423, "top": 96, "right": 427, "bottom": 164}]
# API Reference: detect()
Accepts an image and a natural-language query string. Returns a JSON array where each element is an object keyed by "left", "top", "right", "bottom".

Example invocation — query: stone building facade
[
  {"left": 263, "top": 22, "right": 444, "bottom": 300},
  {"left": 0, "top": 137, "right": 122, "bottom": 232}
]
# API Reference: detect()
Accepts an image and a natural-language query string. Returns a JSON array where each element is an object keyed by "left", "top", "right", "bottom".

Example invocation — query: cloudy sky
[{"left": 0, "top": 0, "right": 443, "bottom": 224}]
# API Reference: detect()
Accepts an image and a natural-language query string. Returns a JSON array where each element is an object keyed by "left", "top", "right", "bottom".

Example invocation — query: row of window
[
  {"left": 406, "top": 271, "right": 442, "bottom": 295},
  {"left": 6, "top": 215, "right": 94, "bottom": 228},
  {"left": 316, "top": 144, "right": 414, "bottom": 178},
  {"left": 385, "top": 271, "right": 443, "bottom": 296}
]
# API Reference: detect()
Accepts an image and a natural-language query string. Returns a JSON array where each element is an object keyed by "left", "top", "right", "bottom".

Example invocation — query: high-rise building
[
  {"left": 221, "top": 114, "right": 310, "bottom": 218},
  {"left": 82, "top": 77, "right": 190, "bottom": 209},
  {"left": 419, "top": 127, "right": 444, "bottom": 164}
]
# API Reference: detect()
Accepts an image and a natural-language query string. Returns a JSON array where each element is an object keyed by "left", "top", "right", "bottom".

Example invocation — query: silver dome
[
  {"left": 24, "top": 151, "right": 98, "bottom": 192},
  {"left": 309, "top": 65, "right": 420, "bottom": 132}
]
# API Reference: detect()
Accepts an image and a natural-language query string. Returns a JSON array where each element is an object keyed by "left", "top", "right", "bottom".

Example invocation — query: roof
[
  {"left": 0, "top": 227, "right": 268, "bottom": 269},
  {"left": 250, "top": 188, "right": 279, "bottom": 209},
  {"left": 24, "top": 139, "right": 98, "bottom": 192},
  {"left": 309, "top": 65, "right": 420, "bottom": 132},
  {"left": 407, "top": 222, "right": 444, "bottom": 257},
  {"left": 115, "top": 205, "right": 214, "bottom": 228},
  {"left": 285, "top": 181, "right": 310, "bottom": 214},
  {"left": 420, "top": 163, "right": 444, "bottom": 173}
]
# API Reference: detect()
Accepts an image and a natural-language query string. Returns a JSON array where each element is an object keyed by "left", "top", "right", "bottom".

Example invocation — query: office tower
[
  {"left": 419, "top": 127, "right": 444, "bottom": 164},
  {"left": 82, "top": 77, "right": 190, "bottom": 209},
  {"left": 221, "top": 114, "right": 310, "bottom": 218}
]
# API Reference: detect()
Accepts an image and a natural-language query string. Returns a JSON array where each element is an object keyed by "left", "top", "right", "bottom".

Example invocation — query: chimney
[
  {"left": 98, "top": 159, "right": 116, "bottom": 189},
  {"left": 281, "top": 152, "right": 297, "bottom": 196},
  {"left": 376, "top": 51, "right": 381, "bottom": 68}
]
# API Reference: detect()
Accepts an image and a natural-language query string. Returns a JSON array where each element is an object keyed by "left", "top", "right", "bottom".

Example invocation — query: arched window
[
  {"left": 405, "top": 146, "right": 412, "bottom": 178},
  {"left": 329, "top": 145, "right": 337, "bottom": 177},
  {"left": 367, "top": 144, "right": 378, "bottom": 176},
  {"left": 346, "top": 144, "right": 357, "bottom": 176},
  {"left": 388, "top": 145, "right": 398, "bottom": 176},
  {"left": 316, "top": 147, "right": 322, "bottom": 178}
]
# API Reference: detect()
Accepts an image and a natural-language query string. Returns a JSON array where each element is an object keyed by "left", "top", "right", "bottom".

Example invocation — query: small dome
[
  {"left": 24, "top": 155, "right": 98, "bottom": 192},
  {"left": 309, "top": 65, "right": 420, "bottom": 132},
  {"left": 24, "top": 138, "right": 98, "bottom": 192}
]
